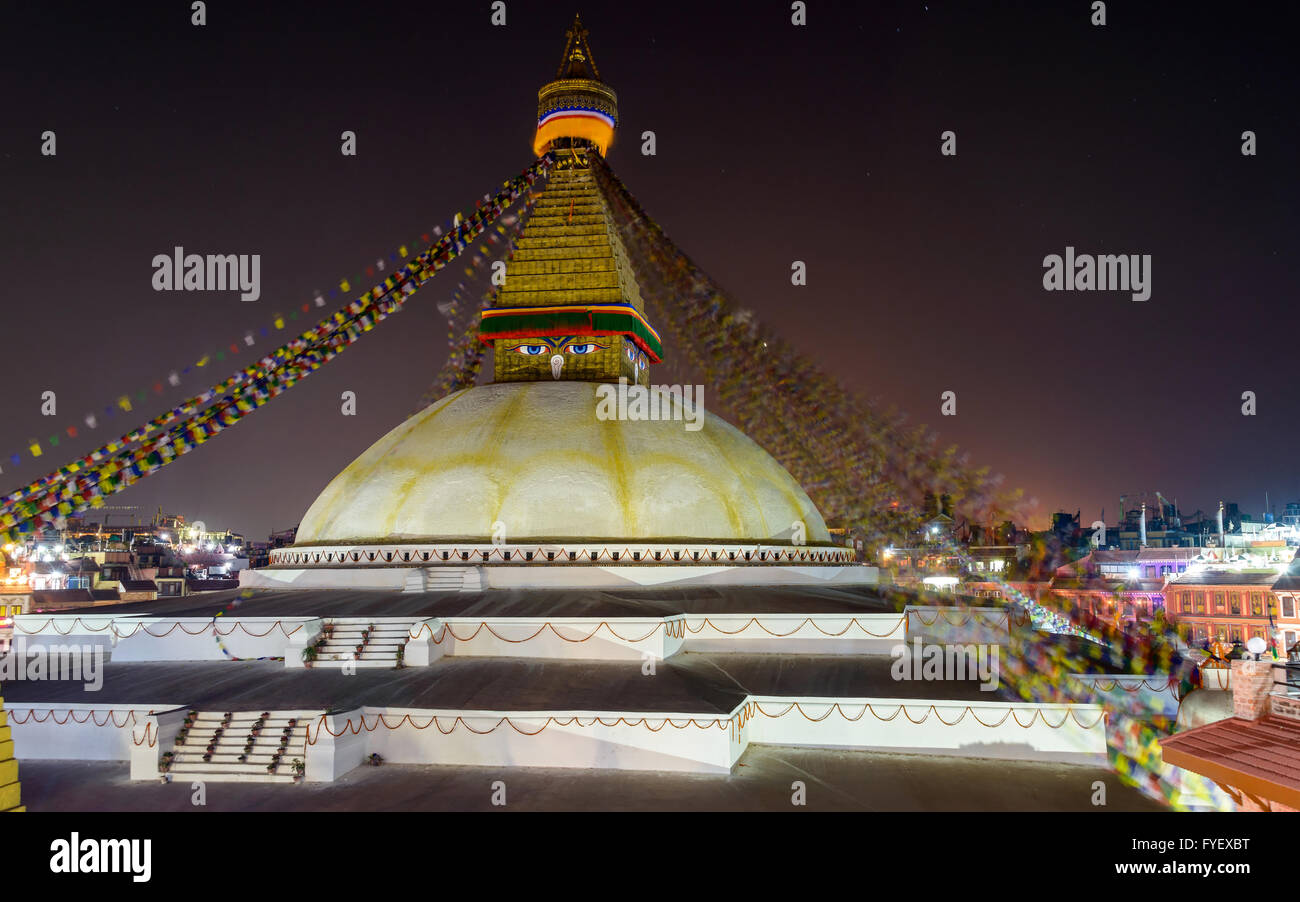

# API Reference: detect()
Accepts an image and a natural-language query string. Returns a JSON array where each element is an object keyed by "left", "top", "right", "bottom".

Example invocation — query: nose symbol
[{"left": 550, "top": 354, "right": 564, "bottom": 380}]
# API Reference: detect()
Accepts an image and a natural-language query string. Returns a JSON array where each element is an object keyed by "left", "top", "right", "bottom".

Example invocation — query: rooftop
[{"left": 1160, "top": 715, "right": 1300, "bottom": 810}]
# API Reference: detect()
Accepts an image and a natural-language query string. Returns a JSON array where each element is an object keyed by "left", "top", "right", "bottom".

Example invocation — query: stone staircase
[
  {"left": 309, "top": 617, "right": 422, "bottom": 668},
  {"left": 402, "top": 566, "right": 481, "bottom": 593},
  {"left": 162, "top": 710, "right": 321, "bottom": 783}
]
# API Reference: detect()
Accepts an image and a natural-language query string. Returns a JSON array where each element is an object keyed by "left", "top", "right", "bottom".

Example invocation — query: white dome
[{"left": 295, "top": 381, "right": 830, "bottom": 545}]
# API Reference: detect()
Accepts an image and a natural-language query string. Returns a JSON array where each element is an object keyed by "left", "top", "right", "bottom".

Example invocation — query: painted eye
[
  {"left": 510, "top": 344, "right": 549, "bottom": 356},
  {"left": 567, "top": 343, "right": 603, "bottom": 355}
]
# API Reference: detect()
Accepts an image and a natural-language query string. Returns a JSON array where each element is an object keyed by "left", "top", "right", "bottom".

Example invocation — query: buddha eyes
[{"left": 507, "top": 341, "right": 604, "bottom": 356}]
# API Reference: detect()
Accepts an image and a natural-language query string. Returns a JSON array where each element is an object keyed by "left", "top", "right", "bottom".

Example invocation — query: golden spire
[
  {"left": 533, "top": 15, "right": 617, "bottom": 158},
  {"left": 557, "top": 14, "right": 600, "bottom": 80}
]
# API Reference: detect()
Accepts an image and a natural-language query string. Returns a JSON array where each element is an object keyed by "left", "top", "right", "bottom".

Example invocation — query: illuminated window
[
  {"left": 1251, "top": 595, "right": 1263, "bottom": 616},
  {"left": 1215, "top": 594, "right": 1226, "bottom": 612},
  {"left": 1285, "top": 598, "right": 1296, "bottom": 618},
  {"left": 1230, "top": 595, "right": 1240, "bottom": 615},
  {"left": 1195, "top": 593, "right": 1206, "bottom": 614}
]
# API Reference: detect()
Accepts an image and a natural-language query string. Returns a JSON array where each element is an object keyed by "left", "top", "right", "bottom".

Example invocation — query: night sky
[{"left": 1, "top": 1, "right": 1296, "bottom": 539}]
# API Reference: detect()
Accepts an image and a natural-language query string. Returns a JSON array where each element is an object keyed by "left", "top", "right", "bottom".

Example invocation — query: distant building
[
  {"left": 119, "top": 579, "right": 159, "bottom": 602},
  {"left": 1048, "top": 548, "right": 1203, "bottom": 628},
  {"left": 1164, "top": 564, "right": 1300, "bottom": 652}
]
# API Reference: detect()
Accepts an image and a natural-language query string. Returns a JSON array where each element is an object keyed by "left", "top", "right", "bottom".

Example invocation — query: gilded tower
[{"left": 478, "top": 15, "right": 660, "bottom": 387}]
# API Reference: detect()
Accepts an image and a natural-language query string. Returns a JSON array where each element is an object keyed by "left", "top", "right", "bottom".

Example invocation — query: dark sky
[{"left": 1, "top": 0, "right": 1296, "bottom": 538}]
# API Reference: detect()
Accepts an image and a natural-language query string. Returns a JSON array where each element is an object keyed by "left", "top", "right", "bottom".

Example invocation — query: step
[
  {"left": 182, "top": 724, "right": 303, "bottom": 737},
  {"left": 180, "top": 729, "right": 304, "bottom": 742},
  {"left": 324, "top": 631, "right": 410, "bottom": 639},
  {"left": 170, "top": 764, "right": 301, "bottom": 779},
  {"left": 174, "top": 745, "right": 306, "bottom": 757},
  {"left": 169, "top": 766, "right": 300, "bottom": 783},
  {"left": 188, "top": 722, "right": 301, "bottom": 727},
  {"left": 175, "top": 732, "right": 307, "bottom": 749},
  {"left": 173, "top": 750, "right": 303, "bottom": 764},
  {"left": 530, "top": 204, "right": 603, "bottom": 216},
  {"left": 179, "top": 727, "right": 307, "bottom": 738},
  {"left": 173, "top": 753, "right": 300, "bottom": 766},
  {"left": 315, "top": 651, "right": 398, "bottom": 660},
  {"left": 172, "top": 743, "right": 306, "bottom": 753},
  {"left": 163, "top": 771, "right": 299, "bottom": 784},
  {"left": 322, "top": 641, "right": 405, "bottom": 648}
]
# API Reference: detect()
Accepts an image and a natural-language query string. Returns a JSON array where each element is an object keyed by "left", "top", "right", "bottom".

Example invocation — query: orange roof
[{"left": 1160, "top": 714, "right": 1300, "bottom": 809}]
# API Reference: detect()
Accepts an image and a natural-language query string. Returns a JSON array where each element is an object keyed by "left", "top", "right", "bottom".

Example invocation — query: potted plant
[
  {"left": 291, "top": 758, "right": 305, "bottom": 779},
  {"left": 159, "top": 752, "right": 174, "bottom": 773},
  {"left": 302, "top": 645, "right": 318, "bottom": 666},
  {"left": 394, "top": 645, "right": 405, "bottom": 669},
  {"left": 368, "top": 753, "right": 383, "bottom": 767}
]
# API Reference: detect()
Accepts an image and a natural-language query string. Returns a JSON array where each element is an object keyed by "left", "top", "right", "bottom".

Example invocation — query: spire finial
[{"left": 557, "top": 12, "right": 599, "bottom": 80}]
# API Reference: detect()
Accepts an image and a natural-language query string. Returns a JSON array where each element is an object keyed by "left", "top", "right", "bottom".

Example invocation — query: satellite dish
[{"left": 1246, "top": 637, "right": 1267, "bottom": 656}]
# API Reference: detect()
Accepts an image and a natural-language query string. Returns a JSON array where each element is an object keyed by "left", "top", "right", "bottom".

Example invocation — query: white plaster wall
[
  {"left": 241, "top": 563, "right": 877, "bottom": 591},
  {"left": 129, "top": 707, "right": 189, "bottom": 779},
  {"left": 331, "top": 707, "right": 736, "bottom": 774},
  {"left": 483, "top": 564, "right": 877, "bottom": 590},
  {"left": 1065, "top": 674, "right": 1181, "bottom": 718},
  {"left": 111, "top": 617, "right": 315, "bottom": 662},
  {"left": 433, "top": 617, "right": 673, "bottom": 660},
  {"left": 305, "top": 710, "right": 368, "bottom": 782},
  {"left": 8, "top": 703, "right": 177, "bottom": 761},
  {"left": 904, "top": 606, "right": 1013, "bottom": 646},
  {"left": 13, "top": 614, "right": 116, "bottom": 657},
  {"left": 682, "top": 613, "right": 905, "bottom": 655},
  {"left": 746, "top": 697, "right": 1108, "bottom": 765}
]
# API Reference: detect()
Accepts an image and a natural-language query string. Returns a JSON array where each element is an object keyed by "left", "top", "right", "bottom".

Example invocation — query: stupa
[
  {"left": 4, "top": 18, "right": 1151, "bottom": 803},
  {"left": 245, "top": 13, "right": 865, "bottom": 594}
]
